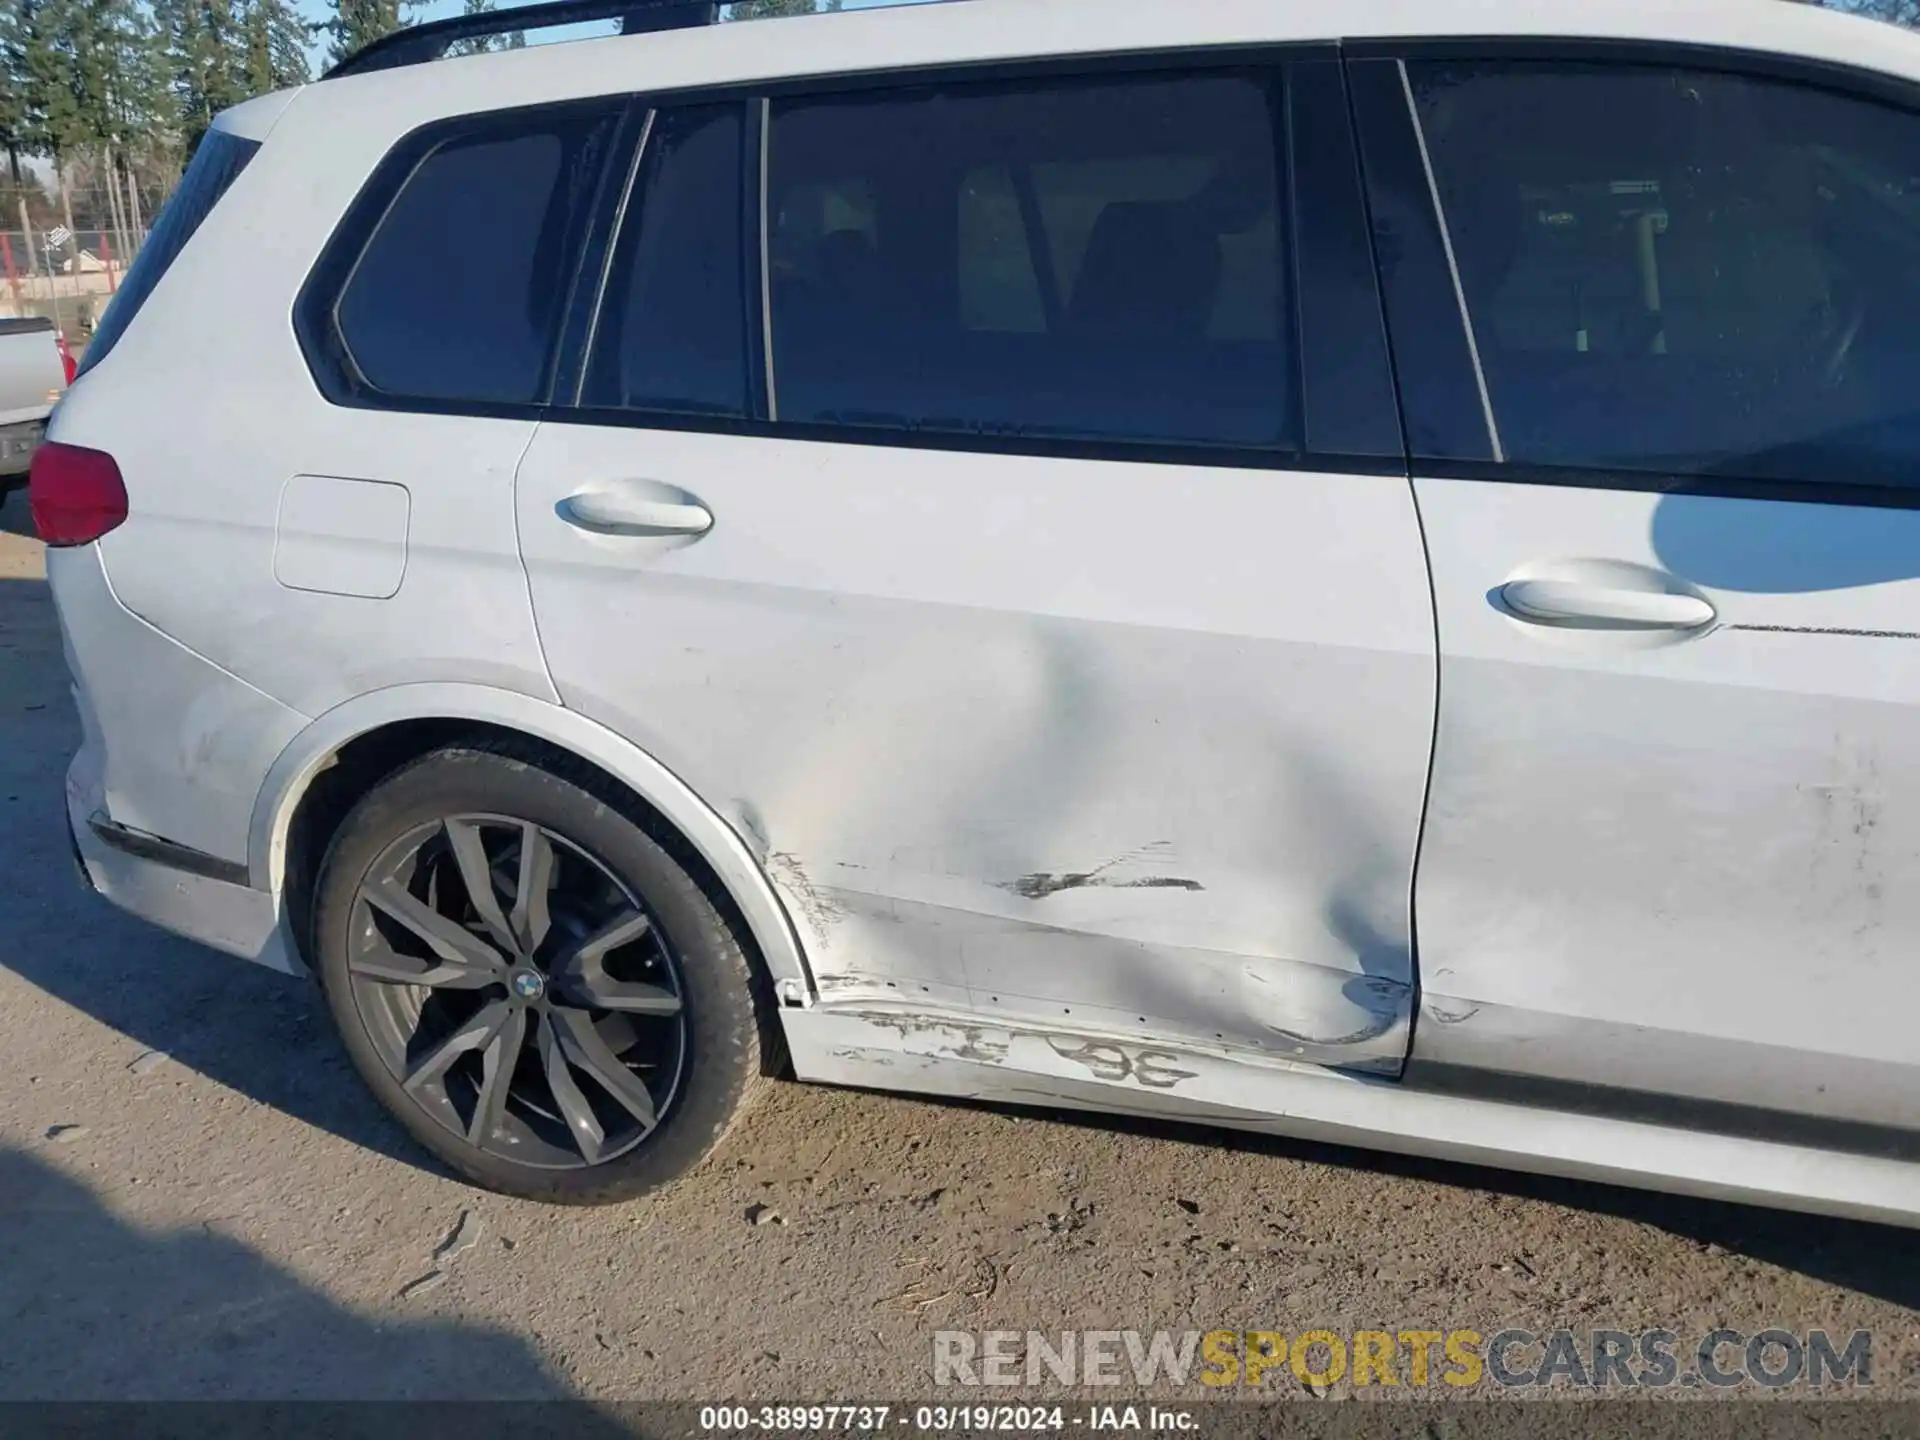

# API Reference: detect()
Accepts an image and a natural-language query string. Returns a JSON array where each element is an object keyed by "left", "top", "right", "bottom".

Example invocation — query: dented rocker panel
[
  {"left": 782, "top": 1005, "right": 1920, "bottom": 1229},
  {"left": 805, "top": 881, "right": 1414, "bottom": 1074}
]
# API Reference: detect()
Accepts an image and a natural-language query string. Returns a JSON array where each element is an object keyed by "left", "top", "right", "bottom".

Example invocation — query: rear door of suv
[{"left": 516, "top": 54, "right": 1438, "bottom": 1071}]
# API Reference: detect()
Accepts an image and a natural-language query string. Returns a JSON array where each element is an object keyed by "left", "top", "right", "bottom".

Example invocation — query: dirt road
[{"left": 1, "top": 490, "right": 1915, "bottom": 1408}]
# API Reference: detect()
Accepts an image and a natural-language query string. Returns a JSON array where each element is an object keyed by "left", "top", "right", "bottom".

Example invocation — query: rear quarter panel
[{"left": 57, "top": 82, "right": 557, "bottom": 723}]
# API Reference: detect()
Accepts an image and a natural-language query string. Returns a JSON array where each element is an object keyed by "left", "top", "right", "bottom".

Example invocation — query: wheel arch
[{"left": 248, "top": 682, "right": 816, "bottom": 999}]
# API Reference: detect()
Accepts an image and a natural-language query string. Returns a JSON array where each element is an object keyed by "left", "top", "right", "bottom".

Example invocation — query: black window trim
[
  {"left": 1347, "top": 54, "right": 1494, "bottom": 467},
  {"left": 568, "top": 40, "right": 1403, "bottom": 474},
  {"left": 1275, "top": 66, "right": 1313, "bottom": 450},
  {"left": 1289, "top": 56, "right": 1406, "bottom": 460},
  {"left": 288, "top": 31, "right": 1920, "bottom": 499},
  {"left": 293, "top": 93, "right": 636, "bottom": 420},
  {"left": 534, "top": 405, "right": 1411, "bottom": 478},
  {"left": 552, "top": 100, "right": 656, "bottom": 410},
  {"left": 293, "top": 40, "right": 1411, "bottom": 477},
  {"left": 571, "top": 97, "right": 761, "bottom": 420},
  {"left": 1356, "top": 33, "right": 1920, "bottom": 512},
  {"left": 1396, "top": 55, "right": 1503, "bottom": 464},
  {"left": 565, "top": 104, "right": 659, "bottom": 410}
]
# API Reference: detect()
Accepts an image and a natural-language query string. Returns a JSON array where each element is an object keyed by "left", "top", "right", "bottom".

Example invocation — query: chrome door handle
[
  {"left": 1500, "top": 579, "right": 1714, "bottom": 630},
  {"left": 560, "top": 489, "right": 713, "bottom": 538}
]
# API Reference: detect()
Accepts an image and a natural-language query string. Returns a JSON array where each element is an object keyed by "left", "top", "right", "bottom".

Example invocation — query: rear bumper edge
[
  {"left": 87, "top": 810, "right": 252, "bottom": 887},
  {"left": 67, "top": 807, "right": 95, "bottom": 894},
  {"left": 68, "top": 782, "right": 307, "bottom": 978}
]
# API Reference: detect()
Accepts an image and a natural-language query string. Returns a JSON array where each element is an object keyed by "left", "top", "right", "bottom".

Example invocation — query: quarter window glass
[
  {"left": 767, "top": 73, "right": 1296, "bottom": 449},
  {"left": 1414, "top": 61, "right": 1920, "bottom": 485},
  {"left": 584, "top": 104, "right": 749, "bottom": 415},
  {"left": 333, "top": 105, "right": 618, "bottom": 406}
]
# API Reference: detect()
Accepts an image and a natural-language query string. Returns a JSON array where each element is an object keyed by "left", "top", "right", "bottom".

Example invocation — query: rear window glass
[
  {"left": 766, "top": 70, "right": 1295, "bottom": 450},
  {"left": 316, "top": 102, "right": 622, "bottom": 408},
  {"left": 76, "top": 130, "right": 259, "bottom": 378}
]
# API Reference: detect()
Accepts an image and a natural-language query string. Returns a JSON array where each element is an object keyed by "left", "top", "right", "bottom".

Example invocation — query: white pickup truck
[{"left": 0, "top": 316, "right": 72, "bottom": 494}]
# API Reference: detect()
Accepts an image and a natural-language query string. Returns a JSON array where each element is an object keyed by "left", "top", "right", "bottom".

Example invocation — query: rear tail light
[
  {"left": 30, "top": 443, "right": 128, "bottom": 547},
  {"left": 55, "top": 334, "right": 77, "bottom": 387}
]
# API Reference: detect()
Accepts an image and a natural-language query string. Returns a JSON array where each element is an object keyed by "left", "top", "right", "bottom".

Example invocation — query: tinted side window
[
  {"left": 583, "top": 104, "right": 749, "bottom": 416},
  {"left": 767, "top": 71, "right": 1296, "bottom": 450},
  {"left": 1413, "top": 60, "right": 1920, "bottom": 486},
  {"left": 78, "top": 131, "right": 258, "bottom": 378},
  {"left": 325, "top": 103, "right": 621, "bottom": 407}
]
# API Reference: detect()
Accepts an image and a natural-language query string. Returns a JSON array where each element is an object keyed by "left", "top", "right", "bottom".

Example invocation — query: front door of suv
[
  {"left": 517, "top": 59, "right": 1437, "bottom": 1073},
  {"left": 1351, "top": 51, "right": 1920, "bottom": 1126}
]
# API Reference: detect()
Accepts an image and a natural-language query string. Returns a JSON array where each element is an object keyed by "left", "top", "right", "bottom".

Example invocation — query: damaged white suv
[{"left": 40, "top": 0, "right": 1920, "bottom": 1218}]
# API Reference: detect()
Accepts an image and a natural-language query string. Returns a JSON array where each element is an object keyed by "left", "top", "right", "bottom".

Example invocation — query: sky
[{"left": 293, "top": 0, "right": 931, "bottom": 72}]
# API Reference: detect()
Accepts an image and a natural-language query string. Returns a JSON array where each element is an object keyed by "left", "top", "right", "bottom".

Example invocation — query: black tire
[{"left": 312, "top": 742, "right": 770, "bottom": 1203}]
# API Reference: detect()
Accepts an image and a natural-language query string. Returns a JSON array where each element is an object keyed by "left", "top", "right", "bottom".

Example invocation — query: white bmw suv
[{"left": 38, "top": 0, "right": 1920, "bottom": 1220}]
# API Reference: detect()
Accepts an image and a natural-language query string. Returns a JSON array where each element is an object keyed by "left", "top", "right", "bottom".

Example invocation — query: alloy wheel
[{"left": 344, "top": 814, "right": 688, "bottom": 1169}]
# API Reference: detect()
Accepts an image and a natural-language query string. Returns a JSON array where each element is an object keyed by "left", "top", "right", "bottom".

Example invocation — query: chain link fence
[{"left": 0, "top": 227, "right": 151, "bottom": 342}]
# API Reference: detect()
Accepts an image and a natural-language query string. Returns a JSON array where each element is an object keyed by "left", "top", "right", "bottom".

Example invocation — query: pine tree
[
  {"left": 197, "top": 0, "right": 247, "bottom": 111},
  {"left": 113, "top": 0, "right": 182, "bottom": 165},
  {"left": 18, "top": 0, "right": 86, "bottom": 244},
  {"left": 318, "top": 0, "right": 407, "bottom": 68},
  {"left": 239, "top": 0, "right": 307, "bottom": 91},
  {"left": 65, "top": 0, "right": 126, "bottom": 154},
  {"left": 155, "top": 0, "right": 247, "bottom": 150},
  {"left": 0, "top": 0, "right": 47, "bottom": 275},
  {"left": 22, "top": 0, "right": 77, "bottom": 160},
  {"left": 446, "top": 0, "right": 496, "bottom": 57},
  {"left": 147, "top": 0, "right": 195, "bottom": 145},
  {"left": 0, "top": 0, "right": 29, "bottom": 168},
  {"left": 65, "top": 0, "right": 146, "bottom": 244}
]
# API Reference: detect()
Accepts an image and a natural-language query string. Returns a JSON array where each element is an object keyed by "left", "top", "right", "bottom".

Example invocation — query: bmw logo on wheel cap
[{"left": 511, "top": 969, "right": 546, "bottom": 1001}]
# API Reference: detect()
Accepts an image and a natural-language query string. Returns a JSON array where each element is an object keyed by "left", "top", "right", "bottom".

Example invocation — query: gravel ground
[{"left": 1, "top": 488, "right": 1917, "bottom": 1411}]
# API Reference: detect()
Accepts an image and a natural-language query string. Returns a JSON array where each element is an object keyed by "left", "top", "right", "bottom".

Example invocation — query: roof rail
[{"left": 324, "top": 0, "right": 719, "bottom": 79}]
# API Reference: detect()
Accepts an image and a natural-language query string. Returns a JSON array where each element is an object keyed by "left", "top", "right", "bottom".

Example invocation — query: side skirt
[{"left": 780, "top": 1003, "right": 1920, "bottom": 1230}]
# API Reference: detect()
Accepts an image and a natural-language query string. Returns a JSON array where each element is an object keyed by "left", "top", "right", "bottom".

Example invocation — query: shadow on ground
[
  {"left": 0, "top": 1145, "right": 623, "bottom": 1405},
  {"left": 1, "top": 486, "right": 31, "bottom": 539},
  {"left": 915, "top": 1092, "right": 1920, "bottom": 1312},
  {"left": 0, "top": 488, "right": 431, "bottom": 1174}
]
